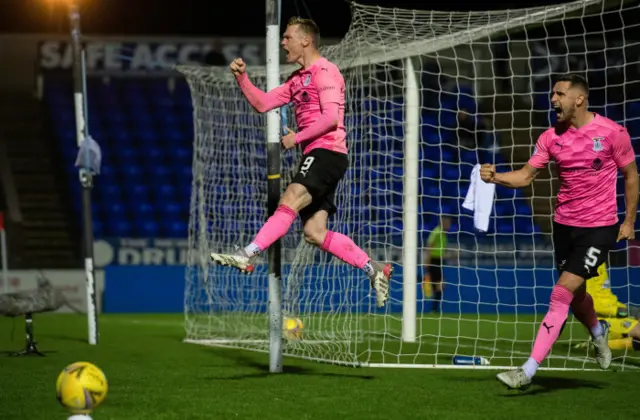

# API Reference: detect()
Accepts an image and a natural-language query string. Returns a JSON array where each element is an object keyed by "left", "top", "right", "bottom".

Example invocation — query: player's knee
[
  {"left": 280, "top": 184, "right": 312, "bottom": 211},
  {"left": 557, "top": 271, "right": 584, "bottom": 292},
  {"left": 303, "top": 225, "right": 327, "bottom": 246},
  {"left": 279, "top": 189, "right": 296, "bottom": 207}
]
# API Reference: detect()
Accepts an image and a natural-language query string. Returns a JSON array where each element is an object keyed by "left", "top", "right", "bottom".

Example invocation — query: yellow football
[
  {"left": 283, "top": 317, "right": 304, "bottom": 341},
  {"left": 56, "top": 362, "right": 108, "bottom": 414}
]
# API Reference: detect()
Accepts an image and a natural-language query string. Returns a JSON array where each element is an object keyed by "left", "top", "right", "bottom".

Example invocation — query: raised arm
[
  {"left": 294, "top": 68, "right": 341, "bottom": 144},
  {"left": 236, "top": 73, "right": 292, "bottom": 113},
  {"left": 480, "top": 132, "right": 548, "bottom": 188}
]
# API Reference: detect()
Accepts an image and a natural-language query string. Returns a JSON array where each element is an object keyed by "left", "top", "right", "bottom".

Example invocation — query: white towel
[{"left": 462, "top": 164, "right": 495, "bottom": 233}]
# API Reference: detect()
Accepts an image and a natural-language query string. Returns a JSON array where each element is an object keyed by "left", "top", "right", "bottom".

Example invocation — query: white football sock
[
  {"left": 521, "top": 357, "right": 539, "bottom": 378},
  {"left": 363, "top": 261, "right": 375, "bottom": 276},
  {"left": 591, "top": 321, "right": 604, "bottom": 338},
  {"left": 243, "top": 243, "right": 261, "bottom": 257}
]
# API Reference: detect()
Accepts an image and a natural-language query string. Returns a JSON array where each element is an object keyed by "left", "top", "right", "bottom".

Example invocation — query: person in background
[
  {"left": 587, "top": 262, "right": 639, "bottom": 319},
  {"left": 203, "top": 39, "right": 227, "bottom": 66},
  {"left": 423, "top": 216, "right": 451, "bottom": 313}
]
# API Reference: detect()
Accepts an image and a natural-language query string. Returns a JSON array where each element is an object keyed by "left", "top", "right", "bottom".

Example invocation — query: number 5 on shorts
[{"left": 584, "top": 247, "right": 601, "bottom": 270}]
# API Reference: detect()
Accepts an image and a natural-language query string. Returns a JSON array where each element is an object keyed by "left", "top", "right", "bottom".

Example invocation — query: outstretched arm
[
  {"left": 235, "top": 73, "right": 292, "bottom": 113},
  {"left": 481, "top": 132, "right": 549, "bottom": 188},
  {"left": 481, "top": 163, "right": 540, "bottom": 188}
]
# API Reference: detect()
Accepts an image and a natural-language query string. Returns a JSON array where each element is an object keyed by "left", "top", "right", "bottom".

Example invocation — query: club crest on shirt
[
  {"left": 592, "top": 136, "right": 604, "bottom": 152},
  {"left": 304, "top": 74, "right": 311, "bottom": 86}
]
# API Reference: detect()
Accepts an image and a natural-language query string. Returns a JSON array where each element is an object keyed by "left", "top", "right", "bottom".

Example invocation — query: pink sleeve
[
  {"left": 236, "top": 73, "right": 291, "bottom": 113},
  {"left": 612, "top": 128, "right": 635, "bottom": 168},
  {"left": 315, "top": 67, "right": 343, "bottom": 104},
  {"left": 528, "top": 132, "right": 551, "bottom": 168},
  {"left": 294, "top": 103, "right": 339, "bottom": 144},
  {"left": 294, "top": 70, "right": 341, "bottom": 144}
]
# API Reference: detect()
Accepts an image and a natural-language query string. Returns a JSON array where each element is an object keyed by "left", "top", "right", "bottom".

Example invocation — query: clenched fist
[
  {"left": 229, "top": 58, "right": 246, "bottom": 76},
  {"left": 480, "top": 164, "right": 496, "bottom": 183}
]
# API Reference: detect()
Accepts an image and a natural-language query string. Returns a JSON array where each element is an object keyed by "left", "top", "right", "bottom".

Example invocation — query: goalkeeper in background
[
  {"left": 602, "top": 317, "right": 640, "bottom": 351},
  {"left": 576, "top": 316, "right": 640, "bottom": 352},
  {"left": 209, "top": 17, "right": 393, "bottom": 307},
  {"left": 588, "top": 261, "right": 639, "bottom": 319},
  {"left": 575, "top": 261, "right": 640, "bottom": 351},
  {"left": 423, "top": 216, "right": 451, "bottom": 313}
]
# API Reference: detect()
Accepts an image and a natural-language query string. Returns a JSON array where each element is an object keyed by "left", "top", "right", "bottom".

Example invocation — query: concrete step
[{"left": 0, "top": 96, "right": 80, "bottom": 266}]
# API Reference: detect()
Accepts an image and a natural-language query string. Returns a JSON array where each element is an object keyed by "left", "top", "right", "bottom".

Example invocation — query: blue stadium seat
[
  {"left": 497, "top": 223, "right": 515, "bottom": 234},
  {"left": 157, "top": 185, "right": 177, "bottom": 200},
  {"left": 139, "top": 220, "right": 160, "bottom": 237},
  {"left": 459, "top": 163, "right": 474, "bottom": 180},
  {"left": 112, "top": 220, "right": 132, "bottom": 237},
  {"left": 421, "top": 145, "right": 441, "bottom": 162},
  {"left": 422, "top": 130, "right": 441, "bottom": 145},
  {"left": 515, "top": 202, "right": 532, "bottom": 216},
  {"left": 92, "top": 220, "right": 105, "bottom": 237},
  {"left": 494, "top": 202, "right": 514, "bottom": 216},
  {"left": 129, "top": 184, "right": 149, "bottom": 198},
  {"left": 459, "top": 215, "right": 475, "bottom": 233},
  {"left": 161, "top": 203, "right": 182, "bottom": 218},
  {"left": 167, "top": 221, "right": 188, "bottom": 237},
  {"left": 421, "top": 166, "right": 437, "bottom": 180},
  {"left": 102, "top": 185, "right": 122, "bottom": 200},
  {"left": 460, "top": 151, "right": 478, "bottom": 166},
  {"left": 439, "top": 110, "right": 458, "bottom": 128},
  {"left": 423, "top": 183, "right": 440, "bottom": 198}
]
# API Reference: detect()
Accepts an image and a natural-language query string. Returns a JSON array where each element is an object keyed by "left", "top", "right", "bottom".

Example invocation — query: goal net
[{"left": 179, "top": 0, "right": 640, "bottom": 370}]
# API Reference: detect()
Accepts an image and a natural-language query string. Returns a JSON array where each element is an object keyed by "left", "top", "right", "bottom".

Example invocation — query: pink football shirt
[
  {"left": 528, "top": 113, "right": 635, "bottom": 227},
  {"left": 283, "top": 57, "right": 347, "bottom": 155}
]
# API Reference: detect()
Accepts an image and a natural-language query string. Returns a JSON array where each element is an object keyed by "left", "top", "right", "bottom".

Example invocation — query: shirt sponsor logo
[{"left": 591, "top": 158, "right": 603, "bottom": 171}]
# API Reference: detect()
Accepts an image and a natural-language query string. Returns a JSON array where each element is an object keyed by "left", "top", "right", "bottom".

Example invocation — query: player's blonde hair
[{"left": 287, "top": 17, "right": 320, "bottom": 48}]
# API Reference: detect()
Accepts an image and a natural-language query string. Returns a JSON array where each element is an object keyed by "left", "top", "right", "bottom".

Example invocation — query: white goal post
[{"left": 178, "top": 0, "right": 640, "bottom": 371}]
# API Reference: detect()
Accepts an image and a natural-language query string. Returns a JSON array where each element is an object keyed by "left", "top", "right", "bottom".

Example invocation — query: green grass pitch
[{"left": 0, "top": 313, "right": 637, "bottom": 420}]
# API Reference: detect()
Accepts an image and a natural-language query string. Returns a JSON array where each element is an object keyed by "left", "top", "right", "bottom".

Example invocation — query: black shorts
[
  {"left": 292, "top": 148, "right": 349, "bottom": 224},
  {"left": 428, "top": 258, "right": 443, "bottom": 283},
  {"left": 552, "top": 221, "right": 618, "bottom": 280}
]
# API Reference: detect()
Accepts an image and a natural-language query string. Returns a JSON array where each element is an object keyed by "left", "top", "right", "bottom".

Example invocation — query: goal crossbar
[{"left": 177, "top": 0, "right": 602, "bottom": 81}]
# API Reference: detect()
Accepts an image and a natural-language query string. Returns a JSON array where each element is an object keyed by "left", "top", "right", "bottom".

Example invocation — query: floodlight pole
[{"left": 68, "top": 0, "right": 99, "bottom": 346}]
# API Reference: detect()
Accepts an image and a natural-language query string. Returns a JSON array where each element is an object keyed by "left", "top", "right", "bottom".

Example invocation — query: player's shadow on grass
[
  {"left": 205, "top": 349, "right": 375, "bottom": 381},
  {"left": 43, "top": 334, "right": 88, "bottom": 344},
  {"left": 501, "top": 376, "right": 605, "bottom": 397}
]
